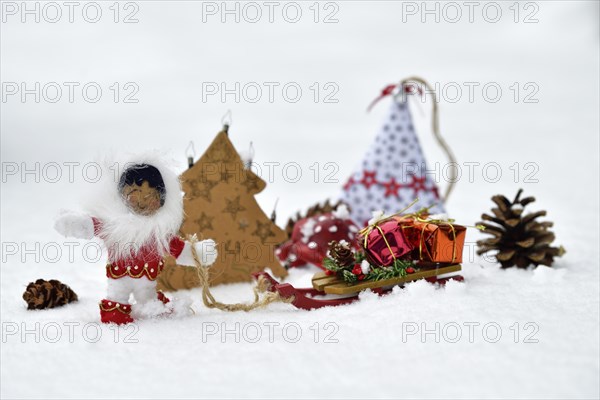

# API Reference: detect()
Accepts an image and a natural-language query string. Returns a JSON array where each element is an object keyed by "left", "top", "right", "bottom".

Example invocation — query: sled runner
[
  {"left": 312, "top": 263, "right": 462, "bottom": 295},
  {"left": 252, "top": 263, "right": 463, "bottom": 311}
]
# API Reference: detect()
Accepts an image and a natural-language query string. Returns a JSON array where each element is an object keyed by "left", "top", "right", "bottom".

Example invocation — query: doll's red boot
[
  {"left": 99, "top": 299, "right": 134, "bottom": 324},
  {"left": 157, "top": 291, "right": 170, "bottom": 304}
]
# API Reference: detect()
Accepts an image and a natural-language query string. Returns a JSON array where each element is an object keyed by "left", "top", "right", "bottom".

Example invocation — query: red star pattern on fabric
[
  {"left": 343, "top": 177, "right": 355, "bottom": 190},
  {"left": 408, "top": 175, "right": 427, "bottom": 197},
  {"left": 360, "top": 170, "right": 377, "bottom": 189},
  {"left": 382, "top": 177, "right": 402, "bottom": 198}
]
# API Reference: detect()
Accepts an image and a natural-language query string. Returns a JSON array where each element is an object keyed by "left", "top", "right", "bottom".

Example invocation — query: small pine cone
[
  {"left": 476, "top": 189, "right": 565, "bottom": 269},
  {"left": 23, "top": 279, "right": 78, "bottom": 310},
  {"left": 328, "top": 240, "right": 355, "bottom": 268}
]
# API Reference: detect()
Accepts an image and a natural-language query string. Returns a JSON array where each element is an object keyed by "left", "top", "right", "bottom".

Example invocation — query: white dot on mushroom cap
[
  {"left": 115, "top": 266, "right": 119, "bottom": 270},
  {"left": 289, "top": 254, "right": 298, "bottom": 262},
  {"left": 328, "top": 225, "right": 338, "bottom": 233},
  {"left": 275, "top": 249, "right": 281, "bottom": 255},
  {"left": 348, "top": 232, "right": 354, "bottom": 239},
  {"left": 308, "top": 242, "right": 317, "bottom": 249},
  {"left": 315, "top": 226, "right": 322, "bottom": 233},
  {"left": 150, "top": 268, "right": 154, "bottom": 273},
  {"left": 318, "top": 216, "right": 327, "bottom": 221},
  {"left": 349, "top": 225, "right": 358, "bottom": 233}
]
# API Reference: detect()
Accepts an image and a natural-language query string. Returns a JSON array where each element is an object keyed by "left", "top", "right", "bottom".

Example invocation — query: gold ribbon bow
[
  {"left": 358, "top": 198, "right": 421, "bottom": 262},
  {"left": 414, "top": 215, "right": 458, "bottom": 263},
  {"left": 399, "top": 211, "right": 484, "bottom": 263}
]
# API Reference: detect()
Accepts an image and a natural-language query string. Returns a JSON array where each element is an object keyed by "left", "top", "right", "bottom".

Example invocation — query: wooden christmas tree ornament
[{"left": 157, "top": 127, "right": 288, "bottom": 290}]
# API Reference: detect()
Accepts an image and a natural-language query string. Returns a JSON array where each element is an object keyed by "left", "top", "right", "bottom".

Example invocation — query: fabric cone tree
[
  {"left": 341, "top": 82, "right": 447, "bottom": 226},
  {"left": 157, "top": 128, "right": 287, "bottom": 290}
]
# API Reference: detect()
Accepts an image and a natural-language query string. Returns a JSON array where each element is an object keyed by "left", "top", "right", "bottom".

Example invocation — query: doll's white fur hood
[{"left": 84, "top": 151, "right": 183, "bottom": 260}]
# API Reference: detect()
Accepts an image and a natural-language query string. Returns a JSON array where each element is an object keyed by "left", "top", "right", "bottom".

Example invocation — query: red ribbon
[{"left": 366, "top": 83, "right": 424, "bottom": 112}]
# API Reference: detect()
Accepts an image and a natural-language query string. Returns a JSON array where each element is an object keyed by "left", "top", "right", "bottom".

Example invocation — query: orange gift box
[{"left": 396, "top": 217, "right": 466, "bottom": 264}]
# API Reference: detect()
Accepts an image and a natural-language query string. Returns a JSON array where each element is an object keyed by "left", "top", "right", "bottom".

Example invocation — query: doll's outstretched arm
[
  {"left": 171, "top": 236, "right": 218, "bottom": 267},
  {"left": 53, "top": 209, "right": 96, "bottom": 240}
]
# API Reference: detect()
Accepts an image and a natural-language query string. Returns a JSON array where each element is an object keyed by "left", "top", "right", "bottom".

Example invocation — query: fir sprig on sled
[
  {"left": 324, "top": 241, "right": 415, "bottom": 284},
  {"left": 323, "top": 256, "right": 346, "bottom": 273},
  {"left": 365, "top": 258, "right": 413, "bottom": 281}
]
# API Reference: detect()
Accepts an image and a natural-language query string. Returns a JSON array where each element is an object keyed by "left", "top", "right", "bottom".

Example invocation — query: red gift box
[
  {"left": 397, "top": 217, "right": 466, "bottom": 264},
  {"left": 359, "top": 219, "right": 413, "bottom": 266}
]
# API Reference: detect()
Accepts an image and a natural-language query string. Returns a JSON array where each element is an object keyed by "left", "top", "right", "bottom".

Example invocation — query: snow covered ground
[{"left": 1, "top": 1, "right": 599, "bottom": 398}]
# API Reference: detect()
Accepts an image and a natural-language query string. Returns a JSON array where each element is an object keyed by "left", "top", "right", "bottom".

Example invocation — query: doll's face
[{"left": 121, "top": 181, "right": 162, "bottom": 216}]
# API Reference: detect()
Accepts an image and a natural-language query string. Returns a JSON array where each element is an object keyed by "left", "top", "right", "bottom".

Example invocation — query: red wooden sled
[{"left": 252, "top": 264, "right": 464, "bottom": 311}]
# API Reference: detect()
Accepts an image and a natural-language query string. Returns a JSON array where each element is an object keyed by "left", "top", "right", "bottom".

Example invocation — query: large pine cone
[
  {"left": 328, "top": 240, "right": 355, "bottom": 268},
  {"left": 23, "top": 279, "right": 78, "bottom": 310},
  {"left": 285, "top": 200, "right": 348, "bottom": 238},
  {"left": 477, "top": 189, "right": 565, "bottom": 268}
]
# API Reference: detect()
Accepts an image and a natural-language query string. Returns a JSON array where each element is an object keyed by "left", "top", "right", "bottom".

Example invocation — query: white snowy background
[{"left": 1, "top": 1, "right": 599, "bottom": 398}]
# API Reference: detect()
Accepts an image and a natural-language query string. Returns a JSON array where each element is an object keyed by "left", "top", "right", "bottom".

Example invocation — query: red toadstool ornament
[{"left": 277, "top": 204, "right": 359, "bottom": 269}]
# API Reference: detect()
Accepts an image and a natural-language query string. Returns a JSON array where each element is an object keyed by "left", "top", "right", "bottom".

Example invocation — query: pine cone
[
  {"left": 23, "top": 279, "right": 78, "bottom": 310},
  {"left": 477, "top": 189, "right": 565, "bottom": 268},
  {"left": 285, "top": 200, "right": 348, "bottom": 238},
  {"left": 328, "top": 240, "right": 355, "bottom": 268}
]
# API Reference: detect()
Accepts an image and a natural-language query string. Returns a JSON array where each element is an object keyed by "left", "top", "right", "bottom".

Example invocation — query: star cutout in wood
[
  {"left": 205, "top": 140, "right": 236, "bottom": 164},
  {"left": 194, "top": 212, "right": 215, "bottom": 232},
  {"left": 241, "top": 173, "right": 262, "bottom": 194},
  {"left": 252, "top": 220, "right": 276, "bottom": 243},
  {"left": 189, "top": 179, "right": 219, "bottom": 202},
  {"left": 222, "top": 195, "right": 246, "bottom": 220},
  {"left": 238, "top": 219, "right": 249, "bottom": 231}
]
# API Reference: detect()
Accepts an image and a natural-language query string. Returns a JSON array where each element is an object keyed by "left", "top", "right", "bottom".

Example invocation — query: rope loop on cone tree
[{"left": 399, "top": 76, "right": 458, "bottom": 203}]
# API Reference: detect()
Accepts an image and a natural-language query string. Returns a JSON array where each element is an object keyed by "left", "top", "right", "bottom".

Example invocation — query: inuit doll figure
[{"left": 54, "top": 153, "right": 217, "bottom": 324}]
